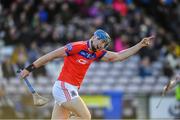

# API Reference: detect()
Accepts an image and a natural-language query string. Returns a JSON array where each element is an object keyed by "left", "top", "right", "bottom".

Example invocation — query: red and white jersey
[{"left": 58, "top": 41, "right": 107, "bottom": 88}]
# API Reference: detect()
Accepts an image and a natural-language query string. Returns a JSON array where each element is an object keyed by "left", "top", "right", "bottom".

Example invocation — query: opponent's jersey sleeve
[
  {"left": 96, "top": 50, "right": 107, "bottom": 60},
  {"left": 65, "top": 42, "right": 85, "bottom": 56}
]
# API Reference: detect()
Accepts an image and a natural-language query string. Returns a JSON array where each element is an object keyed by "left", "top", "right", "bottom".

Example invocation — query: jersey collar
[{"left": 87, "top": 40, "right": 94, "bottom": 53}]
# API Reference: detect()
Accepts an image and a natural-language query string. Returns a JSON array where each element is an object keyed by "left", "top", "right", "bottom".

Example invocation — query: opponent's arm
[
  {"left": 101, "top": 36, "right": 154, "bottom": 62},
  {"left": 164, "top": 74, "right": 180, "bottom": 92},
  {"left": 20, "top": 46, "right": 67, "bottom": 78}
]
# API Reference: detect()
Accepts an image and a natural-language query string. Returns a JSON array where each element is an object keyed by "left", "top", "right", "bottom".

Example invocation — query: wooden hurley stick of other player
[{"left": 156, "top": 75, "right": 180, "bottom": 109}]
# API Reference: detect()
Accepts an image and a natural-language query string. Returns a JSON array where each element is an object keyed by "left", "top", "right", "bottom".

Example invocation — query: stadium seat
[
  {"left": 144, "top": 76, "right": 156, "bottom": 85},
  {"left": 122, "top": 69, "right": 136, "bottom": 77},
  {"left": 112, "top": 62, "right": 124, "bottom": 70},
  {"left": 126, "top": 84, "right": 140, "bottom": 93},
  {"left": 152, "top": 84, "right": 165, "bottom": 94},
  {"left": 95, "top": 70, "right": 108, "bottom": 78},
  {"left": 131, "top": 76, "right": 142, "bottom": 85},
  {"left": 9, "top": 77, "right": 21, "bottom": 86},
  {"left": 108, "top": 69, "right": 121, "bottom": 78},
  {"left": 139, "top": 84, "right": 152, "bottom": 93},
  {"left": 152, "top": 61, "right": 163, "bottom": 70},
  {"left": 85, "top": 84, "right": 101, "bottom": 93},
  {"left": 113, "top": 83, "right": 126, "bottom": 92},
  {"left": 99, "top": 62, "right": 111, "bottom": 70},
  {"left": 37, "top": 76, "right": 50, "bottom": 86},
  {"left": 100, "top": 84, "right": 113, "bottom": 92},
  {"left": 90, "top": 77, "right": 103, "bottom": 85},
  {"left": 157, "top": 76, "right": 169, "bottom": 85},
  {"left": 103, "top": 76, "right": 116, "bottom": 86},
  {"left": 117, "top": 76, "right": 131, "bottom": 85},
  {"left": 0, "top": 77, "right": 8, "bottom": 86}
]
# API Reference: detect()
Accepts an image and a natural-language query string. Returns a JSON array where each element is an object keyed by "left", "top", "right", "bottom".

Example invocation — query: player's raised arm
[
  {"left": 20, "top": 46, "right": 67, "bottom": 78},
  {"left": 101, "top": 36, "right": 155, "bottom": 62},
  {"left": 32, "top": 46, "right": 67, "bottom": 68}
]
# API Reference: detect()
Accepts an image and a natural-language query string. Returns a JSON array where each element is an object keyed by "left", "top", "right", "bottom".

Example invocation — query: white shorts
[{"left": 52, "top": 80, "right": 79, "bottom": 106}]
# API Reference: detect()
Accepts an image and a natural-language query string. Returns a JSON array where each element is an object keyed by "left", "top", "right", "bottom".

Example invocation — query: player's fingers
[
  {"left": 20, "top": 72, "right": 25, "bottom": 78},
  {"left": 149, "top": 35, "right": 155, "bottom": 38},
  {"left": 144, "top": 39, "right": 151, "bottom": 45},
  {"left": 17, "top": 70, "right": 24, "bottom": 80},
  {"left": 19, "top": 73, "right": 27, "bottom": 81},
  {"left": 146, "top": 36, "right": 155, "bottom": 45},
  {"left": 20, "top": 70, "right": 29, "bottom": 78},
  {"left": 148, "top": 35, "right": 155, "bottom": 40}
]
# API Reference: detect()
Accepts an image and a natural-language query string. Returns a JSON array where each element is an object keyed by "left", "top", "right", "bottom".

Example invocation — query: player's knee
[
  {"left": 82, "top": 111, "right": 91, "bottom": 120},
  {"left": 87, "top": 113, "right": 91, "bottom": 120}
]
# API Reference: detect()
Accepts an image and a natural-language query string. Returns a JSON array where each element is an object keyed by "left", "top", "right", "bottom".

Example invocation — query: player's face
[{"left": 91, "top": 36, "right": 107, "bottom": 51}]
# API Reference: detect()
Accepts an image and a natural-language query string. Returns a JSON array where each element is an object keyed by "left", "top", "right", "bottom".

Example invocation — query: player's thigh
[
  {"left": 62, "top": 96, "right": 91, "bottom": 119},
  {"left": 51, "top": 103, "right": 69, "bottom": 120}
]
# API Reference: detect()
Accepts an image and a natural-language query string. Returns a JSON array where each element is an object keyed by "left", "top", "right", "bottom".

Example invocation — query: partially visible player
[
  {"left": 20, "top": 29, "right": 154, "bottom": 119},
  {"left": 163, "top": 74, "right": 180, "bottom": 92}
]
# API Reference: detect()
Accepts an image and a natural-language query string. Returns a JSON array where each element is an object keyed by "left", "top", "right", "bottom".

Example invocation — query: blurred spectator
[
  {"left": 0, "top": 84, "right": 16, "bottom": 119},
  {"left": 1, "top": 55, "right": 15, "bottom": 80},
  {"left": 0, "top": 0, "right": 179, "bottom": 119},
  {"left": 38, "top": 5, "right": 48, "bottom": 23},
  {"left": 114, "top": 34, "right": 128, "bottom": 52},
  {"left": 169, "top": 81, "right": 180, "bottom": 118},
  {"left": 27, "top": 41, "right": 47, "bottom": 78},
  {"left": 11, "top": 44, "right": 28, "bottom": 69},
  {"left": 27, "top": 41, "right": 40, "bottom": 63},
  {"left": 113, "top": 0, "right": 128, "bottom": 16},
  {"left": 138, "top": 56, "right": 153, "bottom": 77},
  {"left": 20, "top": 93, "right": 36, "bottom": 118},
  {"left": 162, "top": 61, "right": 174, "bottom": 78},
  {"left": 88, "top": 1, "right": 102, "bottom": 17},
  {"left": 122, "top": 99, "right": 136, "bottom": 119},
  {"left": 165, "top": 41, "right": 180, "bottom": 69},
  {"left": 139, "top": 37, "right": 157, "bottom": 62},
  {"left": 32, "top": 64, "right": 47, "bottom": 78}
]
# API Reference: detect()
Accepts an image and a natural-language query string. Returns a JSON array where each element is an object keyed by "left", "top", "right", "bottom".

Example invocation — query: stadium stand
[{"left": 0, "top": 0, "right": 179, "bottom": 119}]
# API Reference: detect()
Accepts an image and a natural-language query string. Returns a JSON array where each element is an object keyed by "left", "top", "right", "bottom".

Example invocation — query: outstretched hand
[{"left": 140, "top": 36, "right": 155, "bottom": 47}]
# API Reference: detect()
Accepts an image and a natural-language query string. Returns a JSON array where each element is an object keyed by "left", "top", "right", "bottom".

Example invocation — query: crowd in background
[
  {"left": 0, "top": 0, "right": 179, "bottom": 79},
  {"left": 0, "top": 0, "right": 179, "bottom": 119}
]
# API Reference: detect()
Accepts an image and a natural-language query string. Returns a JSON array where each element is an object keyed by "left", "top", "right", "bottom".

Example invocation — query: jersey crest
[{"left": 78, "top": 50, "right": 96, "bottom": 59}]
